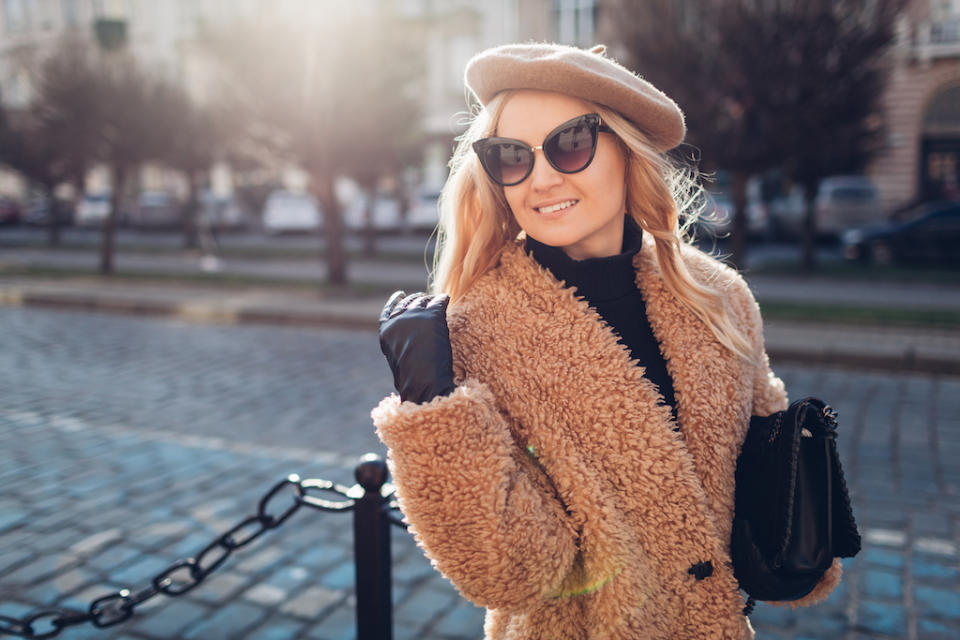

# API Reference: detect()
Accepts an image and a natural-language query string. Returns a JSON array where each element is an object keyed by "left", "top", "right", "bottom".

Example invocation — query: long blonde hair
[{"left": 431, "top": 91, "right": 756, "bottom": 365}]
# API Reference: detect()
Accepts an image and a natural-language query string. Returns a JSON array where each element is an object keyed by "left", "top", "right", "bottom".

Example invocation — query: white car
[
  {"left": 262, "top": 190, "right": 322, "bottom": 234},
  {"left": 75, "top": 194, "right": 112, "bottom": 227},
  {"left": 407, "top": 190, "right": 441, "bottom": 232},
  {"left": 343, "top": 193, "right": 403, "bottom": 232}
]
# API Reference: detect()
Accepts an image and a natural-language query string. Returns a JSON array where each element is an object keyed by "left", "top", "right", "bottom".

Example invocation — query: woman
[{"left": 374, "top": 43, "right": 842, "bottom": 639}]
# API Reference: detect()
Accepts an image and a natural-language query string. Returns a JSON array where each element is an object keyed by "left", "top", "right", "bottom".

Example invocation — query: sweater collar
[{"left": 524, "top": 216, "right": 643, "bottom": 302}]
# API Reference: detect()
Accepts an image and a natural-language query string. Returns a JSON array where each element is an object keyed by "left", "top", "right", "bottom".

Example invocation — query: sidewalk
[{"left": 2, "top": 274, "right": 959, "bottom": 375}]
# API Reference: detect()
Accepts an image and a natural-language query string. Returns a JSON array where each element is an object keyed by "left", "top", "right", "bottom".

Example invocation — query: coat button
[{"left": 688, "top": 560, "right": 713, "bottom": 581}]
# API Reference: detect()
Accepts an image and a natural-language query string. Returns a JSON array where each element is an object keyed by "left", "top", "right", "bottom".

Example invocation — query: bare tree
[
  {"left": 610, "top": 0, "right": 905, "bottom": 269},
  {"left": 150, "top": 82, "right": 225, "bottom": 248},
  {"left": 0, "top": 40, "right": 104, "bottom": 245},
  {"left": 203, "top": 7, "right": 425, "bottom": 284},
  {"left": 96, "top": 58, "right": 173, "bottom": 274}
]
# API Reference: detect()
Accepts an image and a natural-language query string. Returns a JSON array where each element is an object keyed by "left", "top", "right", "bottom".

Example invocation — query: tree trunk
[
  {"left": 312, "top": 170, "right": 347, "bottom": 285},
  {"left": 100, "top": 164, "right": 126, "bottom": 275},
  {"left": 363, "top": 191, "right": 376, "bottom": 256},
  {"left": 800, "top": 183, "right": 817, "bottom": 272},
  {"left": 730, "top": 171, "right": 749, "bottom": 270},
  {"left": 182, "top": 170, "right": 200, "bottom": 249},
  {"left": 45, "top": 183, "right": 61, "bottom": 247}
]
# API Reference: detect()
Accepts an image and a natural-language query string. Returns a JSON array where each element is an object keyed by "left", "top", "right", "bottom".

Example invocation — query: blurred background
[
  {"left": 1, "top": 2, "right": 959, "bottom": 640},
  {"left": 0, "top": 0, "right": 957, "bottom": 278}
]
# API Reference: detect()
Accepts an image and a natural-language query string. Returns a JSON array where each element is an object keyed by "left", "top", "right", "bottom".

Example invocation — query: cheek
[{"left": 504, "top": 186, "right": 527, "bottom": 220}]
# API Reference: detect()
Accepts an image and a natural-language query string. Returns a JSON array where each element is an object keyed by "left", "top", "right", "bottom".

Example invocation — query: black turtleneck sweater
[{"left": 524, "top": 217, "right": 679, "bottom": 427}]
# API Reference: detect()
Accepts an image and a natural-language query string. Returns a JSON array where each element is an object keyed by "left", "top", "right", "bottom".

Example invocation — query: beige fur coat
[{"left": 373, "top": 234, "right": 843, "bottom": 639}]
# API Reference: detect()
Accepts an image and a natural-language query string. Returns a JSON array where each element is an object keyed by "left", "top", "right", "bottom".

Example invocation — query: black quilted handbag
[{"left": 731, "top": 397, "right": 861, "bottom": 606}]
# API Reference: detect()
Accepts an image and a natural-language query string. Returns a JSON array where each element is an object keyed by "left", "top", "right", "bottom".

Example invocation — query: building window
[
  {"left": 3, "top": 0, "right": 30, "bottom": 33},
  {"left": 554, "top": 0, "right": 596, "bottom": 47},
  {"left": 62, "top": 0, "right": 80, "bottom": 26}
]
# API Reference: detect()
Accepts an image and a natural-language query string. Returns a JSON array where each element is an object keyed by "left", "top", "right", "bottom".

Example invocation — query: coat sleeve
[
  {"left": 732, "top": 275, "right": 845, "bottom": 608},
  {"left": 371, "top": 378, "right": 580, "bottom": 612}
]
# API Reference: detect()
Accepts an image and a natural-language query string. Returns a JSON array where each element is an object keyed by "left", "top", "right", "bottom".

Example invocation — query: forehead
[{"left": 496, "top": 90, "right": 596, "bottom": 142}]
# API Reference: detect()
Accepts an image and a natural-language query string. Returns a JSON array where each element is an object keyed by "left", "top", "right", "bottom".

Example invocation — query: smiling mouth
[{"left": 536, "top": 200, "right": 578, "bottom": 214}]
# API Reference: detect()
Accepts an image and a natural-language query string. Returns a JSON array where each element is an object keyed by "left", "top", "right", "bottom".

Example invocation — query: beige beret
[{"left": 464, "top": 43, "right": 686, "bottom": 152}]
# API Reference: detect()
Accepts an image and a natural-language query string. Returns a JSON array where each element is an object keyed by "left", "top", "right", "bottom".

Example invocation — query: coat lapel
[
  {"left": 633, "top": 235, "right": 754, "bottom": 542},
  {"left": 485, "top": 237, "right": 752, "bottom": 545}
]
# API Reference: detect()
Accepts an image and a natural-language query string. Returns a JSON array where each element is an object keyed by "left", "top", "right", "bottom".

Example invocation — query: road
[{"left": 1, "top": 307, "right": 958, "bottom": 639}]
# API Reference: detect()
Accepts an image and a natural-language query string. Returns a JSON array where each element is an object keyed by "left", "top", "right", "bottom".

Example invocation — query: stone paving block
[
  {"left": 918, "top": 617, "right": 960, "bottom": 638},
  {"left": 246, "top": 615, "right": 308, "bottom": 640},
  {"left": 187, "top": 571, "right": 253, "bottom": 605},
  {"left": 21, "top": 565, "right": 98, "bottom": 606},
  {"left": 429, "top": 600, "right": 487, "bottom": 638},
  {"left": 278, "top": 584, "right": 345, "bottom": 619},
  {"left": 306, "top": 603, "right": 358, "bottom": 640},
  {"left": 860, "top": 568, "right": 903, "bottom": 600},
  {"left": 243, "top": 582, "right": 287, "bottom": 607},
  {"left": 0, "top": 601, "right": 33, "bottom": 617},
  {"left": 392, "top": 551, "right": 436, "bottom": 585},
  {"left": 234, "top": 546, "right": 291, "bottom": 575},
  {"left": 69, "top": 528, "right": 125, "bottom": 557},
  {"left": 109, "top": 553, "right": 171, "bottom": 586},
  {"left": 914, "top": 537, "right": 957, "bottom": 557},
  {"left": 861, "top": 547, "right": 905, "bottom": 570},
  {"left": 857, "top": 599, "right": 907, "bottom": 637},
  {"left": 394, "top": 583, "right": 458, "bottom": 627},
  {"left": 262, "top": 564, "right": 312, "bottom": 592},
  {"left": 794, "top": 610, "right": 849, "bottom": 637},
  {"left": 748, "top": 602, "right": 798, "bottom": 629},
  {"left": 318, "top": 559, "right": 355, "bottom": 591},
  {"left": 130, "top": 598, "right": 209, "bottom": 638},
  {"left": 282, "top": 544, "right": 347, "bottom": 571},
  {"left": 914, "top": 584, "right": 960, "bottom": 620},
  {"left": 0, "top": 509, "right": 28, "bottom": 534},
  {"left": 182, "top": 600, "right": 267, "bottom": 639},
  {"left": 0, "top": 549, "right": 31, "bottom": 574},
  {"left": 0, "top": 553, "right": 79, "bottom": 586},
  {"left": 83, "top": 545, "right": 142, "bottom": 573},
  {"left": 914, "top": 561, "right": 960, "bottom": 584}
]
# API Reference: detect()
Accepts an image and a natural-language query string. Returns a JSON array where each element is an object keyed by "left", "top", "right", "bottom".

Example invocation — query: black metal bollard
[{"left": 353, "top": 454, "right": 393, "bottom": 640}]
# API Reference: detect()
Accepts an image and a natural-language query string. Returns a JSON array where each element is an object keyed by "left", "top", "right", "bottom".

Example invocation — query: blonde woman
[{"left": 374, "top": 43, "right": 843, "bottom": 639}]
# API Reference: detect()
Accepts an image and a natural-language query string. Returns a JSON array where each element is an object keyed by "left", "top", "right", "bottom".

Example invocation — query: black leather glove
[{"left": 378, "top": 290, "right": 457, "bottom": 404}]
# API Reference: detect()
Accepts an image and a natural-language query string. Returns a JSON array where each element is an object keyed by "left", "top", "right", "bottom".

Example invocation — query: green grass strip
[{"left": 758, "top": 300, "right": 960, "bottom": 330}]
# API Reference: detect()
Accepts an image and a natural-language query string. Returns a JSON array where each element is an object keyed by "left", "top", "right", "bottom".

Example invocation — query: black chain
[{"left": 0, "top": 473, "right": 405, "bottom": 639}]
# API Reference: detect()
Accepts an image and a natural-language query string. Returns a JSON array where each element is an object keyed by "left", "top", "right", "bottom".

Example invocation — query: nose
[{"left": 528, "top": 148, "right": 563, "bottom": 191}]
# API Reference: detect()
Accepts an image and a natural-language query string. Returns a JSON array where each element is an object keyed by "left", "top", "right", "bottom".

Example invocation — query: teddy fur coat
[{"left": 372, "top": 233, "right": 843, "bottom": 640}]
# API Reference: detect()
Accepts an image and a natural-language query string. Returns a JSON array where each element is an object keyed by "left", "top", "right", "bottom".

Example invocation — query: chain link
[{"left": 0, "top": 472, "right": 403, "bottom": 638}]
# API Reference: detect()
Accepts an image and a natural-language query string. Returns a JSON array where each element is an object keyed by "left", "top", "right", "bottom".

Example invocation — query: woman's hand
[{"left": 378, "top": 291, "right": 457, "bottom": 404}]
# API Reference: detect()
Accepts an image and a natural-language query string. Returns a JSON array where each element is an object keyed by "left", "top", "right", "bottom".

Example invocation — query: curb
[
  {"left": 767, "top": 347, "right": 960, "bottom": 377},
  {"left": 2, "top": 285, "right": 958, "bottom": 376},
  {"left": 0, "top": 286, "right": 380, "bottom": 332}
]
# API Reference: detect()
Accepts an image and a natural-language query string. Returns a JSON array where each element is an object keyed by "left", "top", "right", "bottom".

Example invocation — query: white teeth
[{"left": 537, "top": 200, "right": 577, "bottom": 214}]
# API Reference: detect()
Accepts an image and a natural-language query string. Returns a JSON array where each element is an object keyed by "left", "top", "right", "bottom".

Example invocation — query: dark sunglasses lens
[
  {"left": 482, "top": 143, "right": 532, "bottom": 185},
  {"left": 544, "top": 121, "right": 596, "bottom": 173}
]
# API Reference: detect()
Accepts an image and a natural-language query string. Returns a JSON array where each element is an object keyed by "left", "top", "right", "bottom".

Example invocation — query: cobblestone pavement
[{"left": 1, "top": 307, "right": 958, "bottom": 639}]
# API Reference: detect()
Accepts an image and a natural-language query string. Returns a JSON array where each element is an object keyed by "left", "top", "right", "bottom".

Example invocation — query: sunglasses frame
[{"left": 472, "top": 113, "right": 613, "bottom": 187}]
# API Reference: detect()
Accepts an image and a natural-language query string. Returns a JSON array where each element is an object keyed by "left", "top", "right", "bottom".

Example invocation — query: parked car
[
  {"left": 21, "top": 192, "right": 75, "bottom": 226},
  {"left": 343, "top": 192, "right": 403, "bottom": 232},
  {"left": 128, "top": 192, "right": 182, "bottom": 229},
  {"left": 407, "top": 189, "right": 441, "bottom": 232},
  {"left": 0, "top": 196, "right": 21, "bottom": 226},
  {"left": 75, "top": 193, "right": 113, "bottom": 227},
  {"left": 770, "top": 176, "right": 880, "bottom": 240},
  {"left": 198, "top": 191, "right": 250, "bottom": 231},
  {"left": 262, "top": 190, "right": 322, "bottom": 234},
  {"left": 841, "top": 201, "right": 960, "bottom": 265}
]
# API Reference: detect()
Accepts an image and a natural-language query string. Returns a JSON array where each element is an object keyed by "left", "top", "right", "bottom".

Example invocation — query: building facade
[
  {"left": 872, "top": 0, "right": 960, "bottom": 209},
  {"left": 1, "top": 0, "right": 596, "bottom": 199}
]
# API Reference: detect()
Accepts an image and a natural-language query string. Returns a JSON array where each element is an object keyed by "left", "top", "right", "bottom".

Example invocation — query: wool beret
[{"left": 464, "top": 43, "right": 686, "bottom": 152}]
